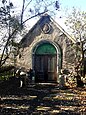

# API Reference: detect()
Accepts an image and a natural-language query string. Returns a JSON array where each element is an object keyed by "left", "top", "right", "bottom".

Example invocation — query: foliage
[
  {"left": 0, "top": 65, "right": 14, "bottom": 80},
  {"left": 0, "top": 0, "right": 21, "bottom": 67},
  {"left": 65, "top": 8, "right": 86, "bottom": 77},
  {"left": 65, "top": 8, "right": 86, "bottom": 43}
]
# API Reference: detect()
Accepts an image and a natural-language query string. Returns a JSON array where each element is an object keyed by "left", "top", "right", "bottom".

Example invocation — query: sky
[
  {"left": 60, "top": 0, "right": 86, "bottom": 11},
  {"left": 10, "top": 0, "right": 86, "bottom": 11},
  {"left": 9, "top": 0, "right": 86, "bottom": 27},
  {"left": 1, "top": 0, "right": 86, "bottom": 30},
  {"left": 0, "top": 0, "right": 86, "bottom": 40}
]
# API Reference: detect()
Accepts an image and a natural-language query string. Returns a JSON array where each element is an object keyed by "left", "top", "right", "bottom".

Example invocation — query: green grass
[{"left": 0, "top": 71, "right": 14, "bottom": 80}]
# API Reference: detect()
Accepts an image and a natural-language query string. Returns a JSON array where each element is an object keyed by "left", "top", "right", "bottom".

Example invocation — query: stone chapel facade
[{"left": 17, "top": 14, "right": 76, "bottom": 82}]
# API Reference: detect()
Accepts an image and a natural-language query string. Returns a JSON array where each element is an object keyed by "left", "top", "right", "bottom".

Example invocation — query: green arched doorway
[{"left": 33, "top": 42, "right": 60, "bottom": 82}]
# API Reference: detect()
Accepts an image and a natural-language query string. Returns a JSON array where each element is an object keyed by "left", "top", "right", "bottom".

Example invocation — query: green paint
[{"left": 36, "top": 43, "right": 57, "bottom": 54}]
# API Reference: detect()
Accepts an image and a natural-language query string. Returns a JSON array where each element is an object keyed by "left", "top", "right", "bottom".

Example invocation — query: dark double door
[{"left": 34, "top": 55, "right": 57, "bottom": 82}]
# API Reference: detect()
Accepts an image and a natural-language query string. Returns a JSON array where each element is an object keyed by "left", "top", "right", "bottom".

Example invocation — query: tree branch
[
  {"left": 21, "top": 0, "right": 25, "bottom": 27},
  {"left": 23, "top": 10, "right": 48, "bottom": 24}
]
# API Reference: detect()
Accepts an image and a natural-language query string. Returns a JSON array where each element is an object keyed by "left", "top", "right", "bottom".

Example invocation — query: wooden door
[{"left": 34, "top": 54, "right": 57, "bottom": 82}]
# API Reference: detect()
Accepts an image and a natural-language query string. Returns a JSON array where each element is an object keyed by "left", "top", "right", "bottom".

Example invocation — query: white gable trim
[{"left": 50, "top": 17, "right": 76, "bottom": 43}]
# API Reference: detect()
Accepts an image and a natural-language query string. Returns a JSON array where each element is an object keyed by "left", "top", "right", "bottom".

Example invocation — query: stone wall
[{"left": 16, "top": 15, "right": 75, "bottom": 73}]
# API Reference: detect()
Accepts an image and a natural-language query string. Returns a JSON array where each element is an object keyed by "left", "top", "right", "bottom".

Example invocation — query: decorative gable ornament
[{"left": 42, "top": 23, "right": 51, "bottom": 34}]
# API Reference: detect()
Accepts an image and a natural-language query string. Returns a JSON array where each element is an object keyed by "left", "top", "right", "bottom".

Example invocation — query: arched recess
[{"left": 32, "top": 40, "right": 62, "bottom": 82}]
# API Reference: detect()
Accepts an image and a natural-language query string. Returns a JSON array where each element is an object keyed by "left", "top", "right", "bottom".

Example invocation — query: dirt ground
[{"left": 0, "top": 81, "right": 86, "bottom": 115}]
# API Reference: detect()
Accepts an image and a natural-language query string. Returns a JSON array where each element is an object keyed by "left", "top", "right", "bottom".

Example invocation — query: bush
[{"left": 0, "top": 65, "right": 15, "bottom": 80}]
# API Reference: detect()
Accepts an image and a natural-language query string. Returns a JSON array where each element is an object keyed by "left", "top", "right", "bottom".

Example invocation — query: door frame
[{"left": 32, "top": 40, "right": 62, "bottom": 82}]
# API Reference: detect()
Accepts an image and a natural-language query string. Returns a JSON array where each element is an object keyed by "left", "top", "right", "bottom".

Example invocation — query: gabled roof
[
  {"left": 21, "top": 14, "right": 76, "bottom": 43},
  {"left": 50, "top": 16, "right": 76, "bottom": 43}
]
